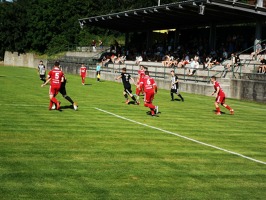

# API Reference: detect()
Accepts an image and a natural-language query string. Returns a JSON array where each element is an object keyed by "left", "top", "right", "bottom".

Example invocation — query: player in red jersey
[
  {"left": 41, "top": 61, "right": 64, "bottom": 110},
  {"left": 135, "top": 65, "right": 146, "bottom": 100},
  {"left": 211, "top": 76, "right": 234, "bottom": 115},
  {"left": 139, "top": 71, "right": 158, "bottom": 116},
  {"left": 80, "top": 63, "right": 87, "bottom": 85}
]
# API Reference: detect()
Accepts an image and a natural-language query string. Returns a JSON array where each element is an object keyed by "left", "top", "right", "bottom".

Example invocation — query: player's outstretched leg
[
  {"left": 222, "top": 103, "right": 234, "bottom": 115},
  {"left": 178, "top": 94, "right": 184, "bottom": 102}
]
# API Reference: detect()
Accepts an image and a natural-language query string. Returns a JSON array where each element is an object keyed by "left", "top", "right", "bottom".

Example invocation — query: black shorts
[
  {"left": 39, "top": 74, "right": 45, "bottom": 79},
  {"left": 60, "top": 85, "right": 67, "bottom": 96},
  {"left": 171, "top": 89, "right": 179, "bottom": 94},
  {"left": 124, "top": 87, "right": 132, "bottom": 94}
]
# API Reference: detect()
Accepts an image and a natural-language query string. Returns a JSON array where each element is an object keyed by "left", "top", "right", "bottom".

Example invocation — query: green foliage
[{"left": 1, "top": 0, "right": 183, "bottom": 58}]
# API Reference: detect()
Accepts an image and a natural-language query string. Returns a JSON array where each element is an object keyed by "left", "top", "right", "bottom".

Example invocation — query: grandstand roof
[{"left": 78, "top": 0, "right": 266, "bottom": 32}]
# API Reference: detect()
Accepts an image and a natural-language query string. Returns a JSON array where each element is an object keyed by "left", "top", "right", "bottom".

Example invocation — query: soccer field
[{"left": 0, "top": 66, "right": 265, "bottom": 200}]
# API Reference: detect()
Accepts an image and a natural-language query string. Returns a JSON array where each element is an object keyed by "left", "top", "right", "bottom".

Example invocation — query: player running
[
  {"left": 170, "top": 70, "right": 184, "bottom": 101},
  {"left": 139, "top": 71, "right": 158, "bottom": 116},
  {"left": 115, "top": 67, "right": 139, "bottom": 105},
  {"left": 80, "top": 63, "right": 87, "bottom": 85},
  {"left": 135, "top": 65, "right": 146, "bottom": 100},
  {"left": 210, "top": 76, "right": 234, "bottom": 115},
  {"left": 37, "top": 60, "right": 46, "bottom": 83},
  {"left": 41, "top": 61, "right": 64, "bottom": 110}
]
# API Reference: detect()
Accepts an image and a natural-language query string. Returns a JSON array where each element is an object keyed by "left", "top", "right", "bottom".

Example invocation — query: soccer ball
[{"left": 51, "top": 103, "right": 56, "bottom": 110}]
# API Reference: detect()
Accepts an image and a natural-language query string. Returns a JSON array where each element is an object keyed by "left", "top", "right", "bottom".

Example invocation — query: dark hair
[
  {"left": 122, "top": 67, "right": 126, "bottom": 71},
  {"left": 211, "top": 76, "right": 216, "bottom": 80},
  {"left": 54, "top": 61, "right": 60, "bottom": 66},
  {"left": 145, "top": 71, "right": 149, "bottom": 75}
]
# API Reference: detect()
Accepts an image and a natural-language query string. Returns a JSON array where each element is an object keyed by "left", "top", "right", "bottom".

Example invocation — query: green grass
[{"left": 0, "top": 66, "right": 265, "bottom": 200}]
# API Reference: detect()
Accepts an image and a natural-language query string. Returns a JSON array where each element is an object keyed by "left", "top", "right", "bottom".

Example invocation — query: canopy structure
[{"left": 78, "top": 0, "right": 266, "bottom": 32}]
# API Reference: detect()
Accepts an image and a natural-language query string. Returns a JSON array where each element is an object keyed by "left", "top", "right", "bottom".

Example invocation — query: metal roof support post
[
  {"left": 146, "top": 30, "right": 153, "bottom": 50},
  {"left": 209, "top": 23, "right": 217, "bottom": 51}
]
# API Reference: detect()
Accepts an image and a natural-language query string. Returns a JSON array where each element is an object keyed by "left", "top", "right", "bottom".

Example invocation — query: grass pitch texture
[{"left": 0, "top": 66, "right": 265, "bottom": 200}]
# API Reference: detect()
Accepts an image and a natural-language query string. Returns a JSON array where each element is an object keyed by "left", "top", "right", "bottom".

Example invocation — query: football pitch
[{"left": 0, "top": 66, "right": 265, "bottom": 200}]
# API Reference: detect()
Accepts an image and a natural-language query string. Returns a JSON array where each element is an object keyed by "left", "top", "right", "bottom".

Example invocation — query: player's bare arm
[{"left": 41, "top": 77, "right": 51, "bottom": 87}]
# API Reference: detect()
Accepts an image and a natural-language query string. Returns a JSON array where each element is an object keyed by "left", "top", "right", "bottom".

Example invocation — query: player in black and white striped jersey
[
  {"left": 170, "top": 70, "right": 184, "bottom": 102},
  {"left": 37, "top": 60, "right": 46, "bottom": 83}
]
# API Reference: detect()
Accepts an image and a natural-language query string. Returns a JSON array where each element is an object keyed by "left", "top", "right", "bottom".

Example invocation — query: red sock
[
  {"left": 144, "top": 103, "right": 155, "bottom": 110},
  {"left": 216, "top": 107, "right": 220, "bottom": 113},
  {"left": 51, "top": 97, "right": 58, "bottom": 104},
  {"left": 225, "top": 105, "right": 232, "bottom": 111},
  {"left": 49, "top": 100, "right": 53, "bottom": 109}
]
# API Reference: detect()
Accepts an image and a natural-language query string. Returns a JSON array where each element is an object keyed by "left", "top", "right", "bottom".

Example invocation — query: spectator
[
  {"left": 251, "top": 41, "right": 262, "bottom": 60},
  {"left": 135, "top": 54, "right": 143, "bottom": 65},
  {"left": 188, "top": 56, "right": 199, "bottom": 76},
  {"left": 91, "top": 40, "right": 96, "bottom": 52},
  {"left": 98, "top": 40, "right": 103, "bottom": 49},
  {"left": 257, "top": 58, "right": 266, "bottom": 74}
]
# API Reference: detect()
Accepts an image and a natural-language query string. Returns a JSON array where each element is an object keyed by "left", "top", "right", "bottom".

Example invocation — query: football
[{"left": 51, "top": 103, "right": 56, "bottom": 110}]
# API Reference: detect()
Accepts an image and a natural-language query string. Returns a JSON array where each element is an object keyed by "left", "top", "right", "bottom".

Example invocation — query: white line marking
[{"left": 95, "top": 107, "right": 266, "bottom": 165}]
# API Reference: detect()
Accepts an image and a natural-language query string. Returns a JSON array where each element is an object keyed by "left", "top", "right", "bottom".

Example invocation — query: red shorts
[
  {"left": 216, "top": 93, "right": 225, "bottom": 104},
  {"left": 144, "top": 91, "right": 154, "bottom": 103},
  {"left": 80, "top": 73, "right": 86, "bottom": 78},
  {"left": 49, "top": 85, "right": 60, "bottom": 96}
]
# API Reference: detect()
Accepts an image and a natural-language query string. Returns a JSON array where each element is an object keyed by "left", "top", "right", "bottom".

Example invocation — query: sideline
[{"left": 95, "top": 107, "right": 266, "bottom": 165}]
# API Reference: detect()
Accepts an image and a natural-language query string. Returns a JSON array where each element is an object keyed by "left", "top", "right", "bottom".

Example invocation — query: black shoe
[
  {"left": 181, "top": 98, "right": 184, "bottom": 102},
  {"left": 171, "top": 99, "right": 174, "bottom": 101}
]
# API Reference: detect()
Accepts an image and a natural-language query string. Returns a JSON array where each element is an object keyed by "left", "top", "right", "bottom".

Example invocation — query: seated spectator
[
  {"left": 114, "top": 54, "right": 126, "bottom": 64},
  {"left": 162, "top": 54, "right": 172, "bottom": 67},
  {"left": 177, "top": 56, "right": 190, "bottom": 68},
  {"left": 257, "top": 58, "right": 266, "bottom": 74},
  {"left": 222, "top": 53, "right": 240, "bottom": 77},
  {"left": 110, "top": 54, "right": 117, "bottom": 63},
  {"left": 135, "top": 55, "right": 143, "bottom": 65},
  {"left": 251, "top": 41, "right": 262, "bottom": 60},
  {"left": 188, "top": 56, "right": 199, "bottom": 76}
]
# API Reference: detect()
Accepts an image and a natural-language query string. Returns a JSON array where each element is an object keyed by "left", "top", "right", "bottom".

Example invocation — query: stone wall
[{"left": 4, "top": 51, "right": 47, "bottom": 69}]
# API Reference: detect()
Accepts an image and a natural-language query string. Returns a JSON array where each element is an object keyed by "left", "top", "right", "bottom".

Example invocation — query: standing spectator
[
  {"left": 98, "top": 40, "right": 103, "bottom": 49},
  {"left": 170, "top": 70, "right": 184, "bottom": 101},
  {"left": 115, "top": 67, "right": 139, "bottom": 105},
  {"left": 41, "top": 61, "right": 64, "bottom": 110},
  {"left": 139, "top": 71, "right": 158, "bottom": 116},
  {"left": 91, "top": 40, "right": 96, "bottom": 52},
  {"left": 80, "top": 63, "right": 87, "bottom": 85},
  {"left": 37, "top": 60, "right": 46, "bottom": 83},
  {"left": 211, "top": 76, "right": 234, "bottom": 115},
  {"left": 96, "top": 63, "right": 101, "bottom": 82}
]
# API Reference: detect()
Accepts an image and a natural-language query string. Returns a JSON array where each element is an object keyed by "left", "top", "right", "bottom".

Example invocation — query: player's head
[
  {"left": 140, "top": 65, "right": 144, "bottom": 70},
  {"left": 170, "top": 70, "right": 175, "bottom": 75},
  {"left": 39, "top": 60, "right": 43, "bottom": 64},
  {"left": 122, "top": 67, "right": 126, "bottom": 72},
  {"left": 54, "top": 61, "right": 60, "bottom": 67},
  {"left": 210, "top": 76, "right": 216, "bottom": 82},
  {"left": 145, "top": 71, "right": 149, "bottom": 76}
]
